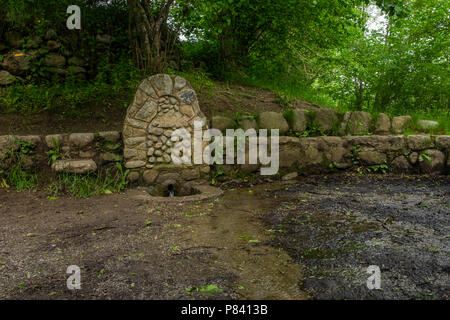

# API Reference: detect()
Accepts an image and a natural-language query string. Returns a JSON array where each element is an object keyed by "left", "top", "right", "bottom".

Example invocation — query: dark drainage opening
[{"left": 148, "top": 183, "right": 201, "bottom": 197}]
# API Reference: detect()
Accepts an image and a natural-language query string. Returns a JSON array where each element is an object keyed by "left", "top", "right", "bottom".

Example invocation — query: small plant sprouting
[
  {"left": 46, "top": 138, "right": 61, "bottom": 165},
  {"left": 211, "top": 170, "right": 225, "bottom": 185},
  {"left": 419, "top": 150, "right": 432, "bottom": 163}
]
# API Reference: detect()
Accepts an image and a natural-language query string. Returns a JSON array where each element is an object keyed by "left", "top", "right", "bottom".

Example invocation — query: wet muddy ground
[
  {"left": 0, "top": 174, "right": 448, "bottom": 300},
  {"left": 265, "top": 174, "right": 450, "bottom": 300}
]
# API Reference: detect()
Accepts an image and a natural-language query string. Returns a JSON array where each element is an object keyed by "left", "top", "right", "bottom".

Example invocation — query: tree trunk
[{"left": 127, "top": 0, "right": 175, "bottom": 73}]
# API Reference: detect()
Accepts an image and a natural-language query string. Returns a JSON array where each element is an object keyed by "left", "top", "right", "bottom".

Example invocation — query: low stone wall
[
  {"left": 0, "top": 131, "right": 123, "bottom": 173},
  {"left": 212, "top": 110, "right": 440, "bottom": 136},
  {"left": 1, "top": 133, "right": 449, "bottom": 182}
]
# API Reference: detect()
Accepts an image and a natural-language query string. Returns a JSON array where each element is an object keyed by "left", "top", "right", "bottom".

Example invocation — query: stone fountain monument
[{"left": 123, "top": 74, "right": 210, "bottom": 189}]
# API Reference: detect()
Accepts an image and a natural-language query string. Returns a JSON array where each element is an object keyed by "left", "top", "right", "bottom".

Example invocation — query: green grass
[
  {"left": 47, "top": 164, "right": 129, "bottom": 198},
  {"left": 1, "top": 162, "right": 38, "bottom": 191},
  {"left": 216, "top": 70, "right": 449, "bottom": 135},
  {"left": 0, "top": 58, "right": 142, "bottom": 116}
]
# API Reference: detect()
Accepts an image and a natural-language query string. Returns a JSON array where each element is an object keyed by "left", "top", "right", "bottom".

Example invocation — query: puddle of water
[{"left": 181, "top": 182, "right": 308, "bottom": 300}]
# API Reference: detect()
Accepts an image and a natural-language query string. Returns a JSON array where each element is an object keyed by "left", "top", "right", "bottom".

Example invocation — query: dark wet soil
[
  {"left": 0, "top": 174, "right": 448, "bottom": 300},
  {"left": 264, "top": 174, "right": 450, "bottom": 300}
]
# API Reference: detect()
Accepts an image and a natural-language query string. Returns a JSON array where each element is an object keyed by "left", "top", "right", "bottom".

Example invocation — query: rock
[
  {"left": 125, "top": 160, "right": 146, "bottom": 169},
  {"left": 52, "top": 160, "right": 97, "bottom": 174},
  {"left": 143, "top": 170, "right": 159, "bottom": 184},
  {"left": 290, "top": 110, "right": 307, "bottom": 133},
  {"left": 69, "top": 133, "right": 94, "bottom": 147},
  {"left": 239, "top": 118, "right": 257, "bottom": 131},
  {"left": 435, "top": 136, "right": 450, "bottom": 150},
  {"left": 406, "top": 135, "right": 434, "bottom": 150},
  {"left": 419, "top": 150, "right": 445, "bottom": 174},
  {"left": 68, "top": 57, "right": 87, "bottom": 67},
  {"left": 47, "top": 67, "right": 67, "bottom": 75},
  {"left": 5, "top": 31, "right": 22, "bottom": 47},
  {"left": 310, "top": 108, "right": 339, "bottom": 134},
  {"left": 96, "top": 34, "right": 112, "bottom": 44},
  {"left": 341, "top": 111, "right": 372, "bottom": 135},
  {"left": 390, "top": 156, "right": 411, "bottom": 173},
  {"left": 44, "top": 53, "right": 66, "bottom": 68},
  {"left": 125, "top": 137, "right": 145, "bottom": 146},
  {"left": 345, "top": 135, "right": 405, "bottom": 153},
  {"left": 157, "top": 173, "right": 180, "bottom": 185},
  {"left": 359, "top": 150, "right": 387, "bottom": 165},
  {"left": 374, "top": 113, "right": 391, "bottom": 135},
  {"left": 181, "top": 168, "right": 200, "bottom": 181},
  {"left": 45, "top": 29, "right": 57, "bottom": 40},
  {"left": 417, "top": 120, "right": 439, "bottom": 131},
  {"left": 101, "top": 152, "right": 123, "bottom": 162},
  {"left": 409, "top": 152, "right": 419, "bottom": 165},
  {"left": 98, "top": 131, "right": 120, "bottom": 141},
  {"left": 127, "top": 171, "right": 140, "bottom": 182},
  {"left": 124, "top": 148, "right": 137, "bottom": 159},
  {"left": 178, "top": 89, "right": 196, "bottom": 104},
  {"left": 258, "top": 112, "right": 289, "bottom": 135},
  {"left": 391, "top": 116, "right": 412, "bottom": 134},
  {"left": 174, "top": 76, "right": 186, "bottom": 90},
  {"left": 67, "top": 66, "right": 86, "bottom": 74},
  {"left": 0, "top": 70, "right": 17, "bottom": 85},
  {"left": 282, "top": 172, "right": 298, "bottom": 181},
  {"left": 46, "top": 40, "right": 61, "bottom": 51},
  {"left": 212, "top": 116, "right": 235, "bottom": 132},
  {"left": 1, "top": 51, "right": 34, "bottom": 75},
  {"left": 45, "top": 134, "right": 64, "bottom": 148}
]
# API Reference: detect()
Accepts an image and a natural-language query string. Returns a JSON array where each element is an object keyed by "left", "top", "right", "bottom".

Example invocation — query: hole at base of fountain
[{"left": 148, "top": 182, "right": 201, "bottom": 197}]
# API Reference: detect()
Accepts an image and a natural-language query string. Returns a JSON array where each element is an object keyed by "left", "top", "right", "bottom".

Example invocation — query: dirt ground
[
  {"left": 265, "top": 174, "right": 450, "bottom": 300},
  {"left": 0, "top": 174, "right": 448, "bottom": 300}
]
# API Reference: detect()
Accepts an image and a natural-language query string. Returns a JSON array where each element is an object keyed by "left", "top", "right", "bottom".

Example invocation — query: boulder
[
  {"left": 290, "top": 110, "right": 307, "bottom": 133},
  {"left": 68, "top": 56, "right": 87, "bottom": 67},
  {"left": 46, "top": 40, "right": 61, "bottom": 51},
  {"left": 96, "top": 34, "right": 112, "bottom": 44},
  {"left": 69, "top": 133, "right": 94, "bottom": 147},
  {"left": 310, "top": 108, "right": 339, "bottom": 134},
  {"left": 390, "top": 156, "right": 411, "bottom": 173},
  {"left": 211, "top": 116, "right": 235, "bottom": 132},
  {"left": 258, "top": 112, "right": 289, "bottom": 135},
  {"left": 417, "top": 120, "right": 439, "bottom": 131},
  {"left": 374, "top": 113, "right": 391, "bottom": 135},
  {"left": 359, "top": 150, "right": 387, "bottom": 165},
  {"left": 239, "top": 118, "right": 258, "bottom": 131},
  {"left": 1, "top": 51, "right": 34, "bottom": 75},
  {"left": 419, "top": 150, "right": 445, "bottom": 174},
  {"left": 435, "top": 136, "right": 450, "bottom": 150},
  {"left": 0, "top": 70, "right": 17, "bottom": 85},
  {"left": 52, "top": 160, "right": 97, "bottom": 174},
  {"left": 282, "top": 172, "right": 298, "bottom": 181},
  {"left": 341, "top": 111, "right": 372, "bottom": 135},
  {"left": 45, "top": 29, "right": 57, "bottom": 40},
  {"left": 67, "top": 66, "right": 86, "bottom": 75},
  {"left": 391, "top": 116, "right": 412, "bottom": 134},
  {"left": 44, "top": 53, "right": 66, "bottom": 68},
  {"left": 406, "top": 135, "right": 434, "bottom": 150}
]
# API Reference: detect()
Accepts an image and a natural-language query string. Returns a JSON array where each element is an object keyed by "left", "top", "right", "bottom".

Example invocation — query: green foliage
[
  {"left": 46, "top": 138, "right": 61, "bottom": 165},
  {"left": 0, "top": 139, "right": 38, "bottom": 191},
  {"left": 47, "top": 164, "right": 129, "bottom": 198}
]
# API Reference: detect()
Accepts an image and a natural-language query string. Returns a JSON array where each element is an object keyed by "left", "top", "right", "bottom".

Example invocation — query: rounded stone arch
[{"left": 123, "top": 74, "right": 207, "bottom": 171}]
